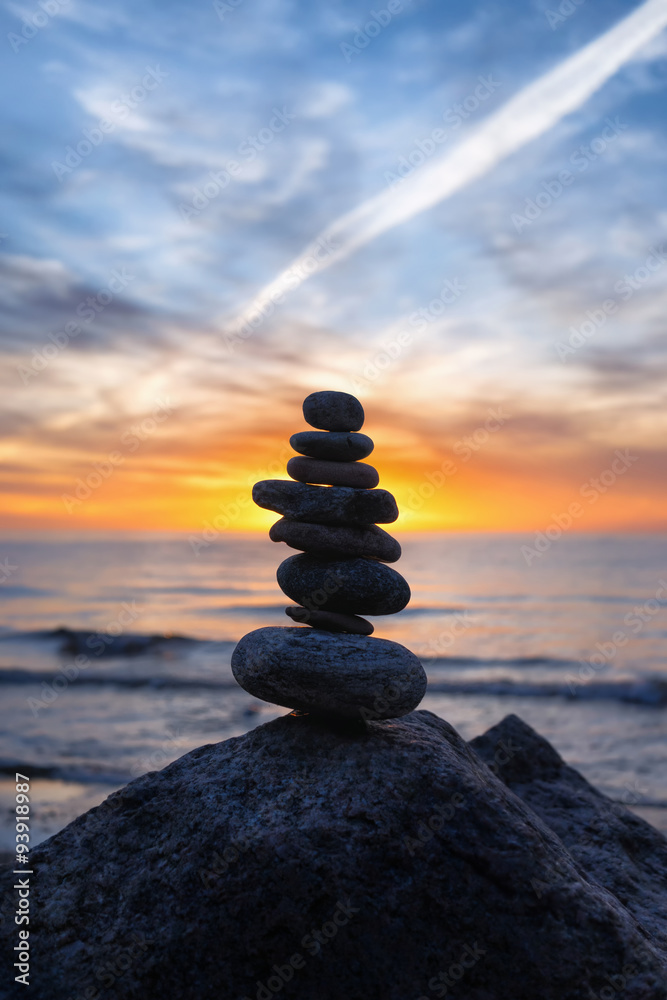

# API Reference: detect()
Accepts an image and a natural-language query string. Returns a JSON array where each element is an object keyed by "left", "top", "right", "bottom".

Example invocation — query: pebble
[
  {"left": 287, "top": 457, "right": 379, "bottom": 489},
  {"left": 231, "top": 626, "right": 426, "bottom": 718},
  {"left": 284, "top": 606, "right": 374, "bottom": 635},
  {"left": 269, "top": 518, "right": 401, "bottom": 562},
  {"left": 303, "top": 391, "right": 364, "bottom": 432},
  {"left": 290, "top": 431, "right": 374, "bottom": 462},
  {"left": 253, "top": 480, "right": 398, "bottom": 524},
  {"left": 276, "top": 553, "right": 410, "bottom": 615}
]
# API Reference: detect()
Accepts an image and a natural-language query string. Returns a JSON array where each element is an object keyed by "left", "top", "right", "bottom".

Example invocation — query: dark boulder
[
  {"left": 4, "top": 711, "right": 666, "bottom": 1000},
  {"left": 471, "top": 713, "right": 667, "bottom": 954}
]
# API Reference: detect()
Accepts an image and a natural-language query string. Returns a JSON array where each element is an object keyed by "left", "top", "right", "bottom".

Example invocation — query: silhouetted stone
[
  {"left": 303, "top": 390, "right": 364, "bottom": 431},
  {"left": 232, "top": 627, "right": 424, "bottom": 717},
  {"left": 284, "top": 606, "right": 374, "bottom": 634},
  {"left": 270, "top": 518, "right": 401, "bottom": 562},
  {"left": 290, "top": 430, "right": 374, "bottom": 462},
  {"left": 253, "top": 480, "right": 398, "bottom": 524},
  {"left": 277, "top": 553, "right": 410, "bottom": 615},
  {"left": 287, "top": 456, "right": 379, "bottom": 489}
]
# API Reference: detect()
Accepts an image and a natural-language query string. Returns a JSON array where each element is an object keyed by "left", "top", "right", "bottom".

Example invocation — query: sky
[{"left": 1, "top": 0, "right": 666, "bottom": 533}]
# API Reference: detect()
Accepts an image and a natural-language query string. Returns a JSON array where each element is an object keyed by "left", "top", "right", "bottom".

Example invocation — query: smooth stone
[
  {"left": 284, "top": 606, "right": 374, "bottom": 635},
  {"left": 303, "top": 390, "right": 364, "bottom": 431},
  {"left": 290, "top": 430, "right": 374, "bottom": 462},
  {"left": 269, "top": 518, "right": 401, "bottom": 562},
  {"left": 253, "top": 480, "right": 398, "bottom": 524},
  {"left": 231, "top": 626, "right": 425, "bottom": 718},
  {"left": 287, "top": 456, "right": 379, "bottom": 489},
  {"left": 277, "top": 553, "right": 410, "bottom": 615}
]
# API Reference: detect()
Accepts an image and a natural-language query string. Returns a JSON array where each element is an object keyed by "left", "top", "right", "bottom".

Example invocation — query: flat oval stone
[
  {"left": 284, "top": 606, "right": 373, "bottom": 635},
  {"left": 231, "top": 626, "right": 426, "bottom": 719},
  {"left": 253, "top": 481, "right": 398, "bottom": 525},
  {"left": 270, "top": 518, "right": 401, "bottom": 563},
  {"left": 290, "top": 431, "right": 374, "bottom": 462},
  {"left": 303, "top": 391, "right": 364, "bottom": 431},
  {"left": 277, "top": 554, "right": 410, "bottom": 615},
  {"left": 287, "top": 457, "right": 379, "bottom": 489}
]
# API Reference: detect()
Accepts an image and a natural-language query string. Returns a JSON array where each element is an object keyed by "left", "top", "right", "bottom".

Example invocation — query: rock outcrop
[{"left": 4, "top": 710, "right": 666, "bottom": 1000}]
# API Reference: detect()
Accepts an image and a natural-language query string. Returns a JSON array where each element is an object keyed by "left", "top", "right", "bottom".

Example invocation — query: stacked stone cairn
[{"left": 231, "top": 390, "right": 427, "bottom": 720}]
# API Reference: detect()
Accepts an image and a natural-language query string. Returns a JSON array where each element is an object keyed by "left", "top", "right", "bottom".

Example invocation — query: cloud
[{"left": 230, "top": 0, "right": 667, "bottom": 330}]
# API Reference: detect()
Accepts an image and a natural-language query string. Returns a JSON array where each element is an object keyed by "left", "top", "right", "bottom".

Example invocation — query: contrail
[{"left": 228, "top": 0, "right": 667, "bottom": 336}]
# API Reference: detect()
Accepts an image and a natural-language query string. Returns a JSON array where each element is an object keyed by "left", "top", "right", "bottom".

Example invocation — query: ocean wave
[
  {"left": 0, "top": 628, "right": 221, "bottom": 657},
  {"left": 0, "top": 760, "right": 128, "bottom": 785},
  {"left": 0, "top": 667, "right": 238, "bottom": 690},
  {"left": 425, "top": 677, "right": 667, "bottom": 706},
  {"left": 420, "top": 655, "right": 577, "bottom": 668}
]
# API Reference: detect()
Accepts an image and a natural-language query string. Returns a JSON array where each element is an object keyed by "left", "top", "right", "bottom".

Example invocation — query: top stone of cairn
[{"left": 303, "top": 390, "right": 364, "bottom": 432}]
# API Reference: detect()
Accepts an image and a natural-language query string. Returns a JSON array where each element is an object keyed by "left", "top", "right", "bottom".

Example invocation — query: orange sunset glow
[{"left": 2, "top": 378, "right": 665, "bottom": 534}]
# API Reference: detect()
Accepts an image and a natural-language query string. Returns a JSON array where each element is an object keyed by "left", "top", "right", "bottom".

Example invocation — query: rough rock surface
[
  {"left": 302, "top": 390, "right": 364, "bottom": 431},
  {"left": 231, "top": 627, "right": 425, "bottom": 717},
  {"left": 287, "top": 456, "right": 379, "bottom": 489},
  {"left": 284, "top": 606, "right": 374, "bottom": 634},
  {"left": 290, "top": 430, "right": 374, "bottom": 461},
  {"left": 253, "top": 480, "right": 398, "bottom": 524},
  {"left": 270, "top": 517, "right": 401, "bottom": 562},
  {"left": 277, "top": 553, "right": 410, "bottom": 615},
  {"left": 471, "top": 713, "right": 667, "bottom": 953},
  {"left": 7, "top": 711, "right": 667, "bottom": 1000}
]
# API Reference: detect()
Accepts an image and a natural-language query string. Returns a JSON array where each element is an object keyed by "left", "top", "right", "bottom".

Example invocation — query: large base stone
[
  {"left": 231, "top": 626, "right": 426, "bottom": 718},
  {"left": 7, "top": 712, "right": 666, "bottom": 1000}
]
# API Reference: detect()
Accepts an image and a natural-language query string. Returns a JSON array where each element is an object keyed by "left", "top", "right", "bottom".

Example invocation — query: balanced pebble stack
[{"left": 231, "top": 391, "right": 427, "bottom": 720}]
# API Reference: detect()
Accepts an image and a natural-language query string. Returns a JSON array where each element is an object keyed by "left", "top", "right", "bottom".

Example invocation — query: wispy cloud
[{"left": 231, "top": 0, "right": 667, "bottom": 330}]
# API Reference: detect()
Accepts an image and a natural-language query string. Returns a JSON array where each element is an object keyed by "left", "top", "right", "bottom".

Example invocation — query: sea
[{"left": 1, "top": 532, "right": 666, "bottom": 854}]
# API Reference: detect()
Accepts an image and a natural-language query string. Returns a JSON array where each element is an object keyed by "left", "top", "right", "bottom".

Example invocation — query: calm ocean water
[{"left": 1, "top": 532, "right": 666, "bottom": 848}]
